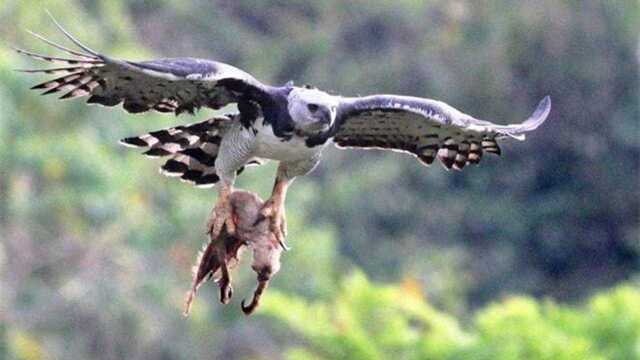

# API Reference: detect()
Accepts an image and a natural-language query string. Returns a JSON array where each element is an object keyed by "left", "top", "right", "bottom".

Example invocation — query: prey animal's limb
[
  {"left": 241, "top": 271, "right": 271, "bottom": 315},
  {"left": 206, "top": 181, "right": 236, "bottom": 304},
  {"left": 183, "top": 220, "right": 245, "bottom": 315},
  {"left": 216, "top": 242, "right": 233, "bottom": 304},
  {"left": 184, "top": 190, "right": 284, "bottom": 316},
  {"left": 241, "top": 234, "right": 282, "bottom": 315}
]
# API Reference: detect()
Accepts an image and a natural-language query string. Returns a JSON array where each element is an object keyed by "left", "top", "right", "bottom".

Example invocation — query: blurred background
[{"left": 0, "top": 1, "right": 638, "bottom": 359}]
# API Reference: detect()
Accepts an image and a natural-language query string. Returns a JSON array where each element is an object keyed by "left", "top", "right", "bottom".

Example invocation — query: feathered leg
[{"left": 255, "top": 165, "right": 291, "bottom": 250}]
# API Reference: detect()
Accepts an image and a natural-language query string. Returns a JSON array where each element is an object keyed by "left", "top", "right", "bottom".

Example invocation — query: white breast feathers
[{"left": 251, "top": 121, "right": 324, "bottom": 162}]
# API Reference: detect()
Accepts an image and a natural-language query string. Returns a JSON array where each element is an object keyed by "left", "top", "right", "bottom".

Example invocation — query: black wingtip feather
[
  {"left": 123, "top": 102, "right": 150, "bottom": 113},
  {"left": 181, "top": 170, "right": 203, "bottom": 182},
  {"left": 161, "top": 159, "right": 189, "bottom": 174},
  {"left": 31, "top": 83, "right": 49, "bottom": 90},
  {"left": 195, "top": 174, "right": 220, "bottom": 186},
  {"left": 120, "top": 137, "right": 148, "bottom": 148},
  {"left": 87, "top": 95, "right": 122, "bottom": 107},
  {"left": 41, "top": 87, "right": 61, "bottom": 96},
  {"left": 180, "top": 148, "right": 216, "bottom": 166},
  {"left": 144, "top": 148, "right": 172, "bottom": 157}
]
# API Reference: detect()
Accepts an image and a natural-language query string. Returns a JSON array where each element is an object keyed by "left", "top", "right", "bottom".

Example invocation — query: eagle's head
[{"left": 287, "top": 87, "right": 339, "bottom": 136}]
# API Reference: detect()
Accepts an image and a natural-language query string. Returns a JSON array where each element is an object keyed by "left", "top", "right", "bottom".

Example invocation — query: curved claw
[
  {"left": 280, "top": 216, "right": 288, "bottom": 238},
  {"left": 278, "top": 239, "right": 291, "bottom": 251},
  {"left": 278, "top": 216, "right": 289, "bottom": 251},
  {"left": 273, "top": 223, "right": 289, "bottom": 251}
]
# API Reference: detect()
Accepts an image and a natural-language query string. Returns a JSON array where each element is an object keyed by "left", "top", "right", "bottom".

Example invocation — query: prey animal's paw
[{"left": 218, "top": 276, "right": 233, "bottom": 304}]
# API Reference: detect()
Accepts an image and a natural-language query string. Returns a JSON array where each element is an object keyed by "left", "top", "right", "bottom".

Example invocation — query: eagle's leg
[
  {"left": 207, "top": 181, "right": 237, "bottom": 239},
  {"left": 256, "top": 166, "right": 291, "bottom": 250}
]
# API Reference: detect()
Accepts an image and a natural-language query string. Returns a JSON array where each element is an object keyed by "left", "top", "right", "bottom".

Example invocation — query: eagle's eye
[{"left": 307, "top": 104, "right": 319, "bottom": 113}]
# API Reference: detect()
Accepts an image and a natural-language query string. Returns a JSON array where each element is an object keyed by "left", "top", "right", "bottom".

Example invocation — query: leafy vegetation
[
  {"left": 0, "top": 0, "right": 638, "bottom": 359},
  {"left": 262, "top": 272, "right": 640, "bottom": 360}
]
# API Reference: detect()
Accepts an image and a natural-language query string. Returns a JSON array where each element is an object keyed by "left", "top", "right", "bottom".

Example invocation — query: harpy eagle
[{"left": 15, "top": 16, "right": 551, "bottom": 247}]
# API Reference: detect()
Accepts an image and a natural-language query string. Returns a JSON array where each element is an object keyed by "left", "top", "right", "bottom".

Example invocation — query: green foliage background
[{"left": 0, "top": 1, "right": 638, "bottom": 359}]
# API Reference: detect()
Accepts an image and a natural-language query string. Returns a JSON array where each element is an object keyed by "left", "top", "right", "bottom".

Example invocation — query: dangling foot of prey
[
  {"left": 217, "top": 241, "right": 233, "bottom": 304},
  {"left": 241, "top": 270, "right": 272, "bottom": 315},
  {"left": 207, "top": 183, "right": 236, "bottom": 239},
  {"left": 255, "top": 175, "right": 291, "bottom": 251}
]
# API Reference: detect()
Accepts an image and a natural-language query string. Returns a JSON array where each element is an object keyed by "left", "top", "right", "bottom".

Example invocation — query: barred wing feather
[
  {"left": 120, "top": 115, "right": 264, "bottom": 188},
  {"left": 15, "top": 15, "right": 269, "bottom": 116},
  {"left": 333, "top": 95, "right": 551, "bottom": 170}
]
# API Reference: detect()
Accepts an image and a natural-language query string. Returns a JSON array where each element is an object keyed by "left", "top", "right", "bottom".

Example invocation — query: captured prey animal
[
  {"left": 15, "top": 15, "right": 552, "bottom": 247},
  {"left": 185, "top": 190, "right": 283, "bottom": 316}
]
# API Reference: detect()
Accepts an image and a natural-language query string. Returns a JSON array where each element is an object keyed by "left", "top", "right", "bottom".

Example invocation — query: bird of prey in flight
[{"left": 15, "top": 15, "right": 551, "bottom": 247}]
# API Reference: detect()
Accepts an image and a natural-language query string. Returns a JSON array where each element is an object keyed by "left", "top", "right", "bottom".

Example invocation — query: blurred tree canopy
[
  {"left": 0, "top": 0, "right": 638, "bottom": 359},
  {"left": 261, "top": 272, "right": 640, "bottom": 360}
]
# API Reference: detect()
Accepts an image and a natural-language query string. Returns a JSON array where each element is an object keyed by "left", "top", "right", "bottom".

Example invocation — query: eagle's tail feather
[{"left": 120, "top": 116, "right": 259, "bottom": 188}]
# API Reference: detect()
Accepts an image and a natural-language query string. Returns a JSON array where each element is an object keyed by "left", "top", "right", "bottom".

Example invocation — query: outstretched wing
[
  {"left": 332, "top": 95, "right": 551, "bottom": 170},
  {"left": 15, "top": 15, "right": 270, "bottom": 115}
]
